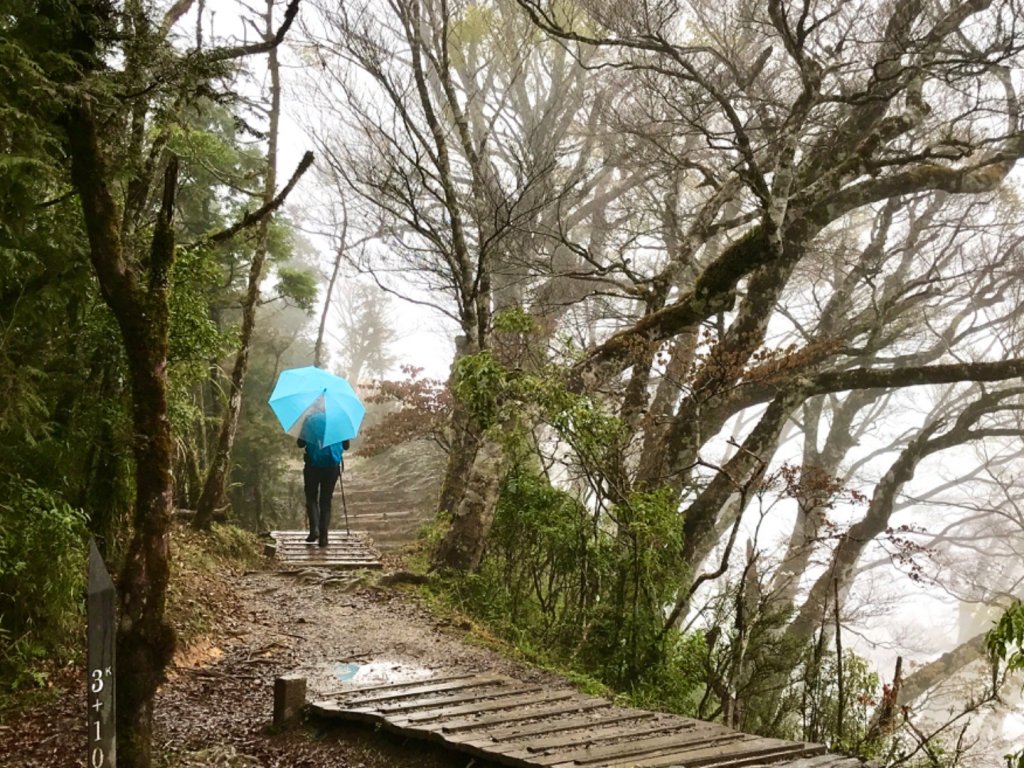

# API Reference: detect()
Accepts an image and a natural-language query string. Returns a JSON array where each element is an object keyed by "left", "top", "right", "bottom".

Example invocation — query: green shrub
[
  {"left": 443, "top": 462, "right": 703, "bottom": 710},
  {"left": 988, "top": 601, "right": 1024, "bottom": 768},
  {"left": 799, "top": 647, "right": 882, "bottom": 753},
  {"left": 0, "top": 478, "right": 87, "bottom": 688},
  {"left": 451, "top": 351, "right": 509, "bottom": 430}
]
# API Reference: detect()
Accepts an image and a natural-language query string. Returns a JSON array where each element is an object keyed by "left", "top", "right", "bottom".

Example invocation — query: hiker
[{"left": 297, "top": 409, "right": 350, "bottom": 548}]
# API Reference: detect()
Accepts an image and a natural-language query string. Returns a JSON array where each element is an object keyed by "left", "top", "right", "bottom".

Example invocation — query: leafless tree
[
  {"left": 306, "top": 0, "right": 1024, "bottom": 734},
  {"left": 302, "top": 0, "right": 654, "bottom": 568}
]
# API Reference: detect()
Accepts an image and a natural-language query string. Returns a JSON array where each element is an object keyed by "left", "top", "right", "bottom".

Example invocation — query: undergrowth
[
  {"left": 417, "top": 462, "right": 897, "bottom": 763},
  {"left": 0, "top": 516, "right": 259, "bottom": 712},
  {"left": 412, "top": 462, "right": 703, "bottom": 712},
  {"left": 0, "top": 479, "right": 87, "bottom": 695},
  {"left": 166, "top": 521, "right": 260, "bottom": 650}
]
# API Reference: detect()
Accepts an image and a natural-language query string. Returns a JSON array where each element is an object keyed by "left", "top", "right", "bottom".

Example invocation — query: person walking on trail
[{"left": 297, "top": 408, "right": 350, "bottom": 548}]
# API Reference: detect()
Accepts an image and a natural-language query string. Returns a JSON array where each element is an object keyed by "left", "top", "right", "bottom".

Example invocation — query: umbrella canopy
[{"left": 268, "top": 366, "right": 365, "bottom": 447}]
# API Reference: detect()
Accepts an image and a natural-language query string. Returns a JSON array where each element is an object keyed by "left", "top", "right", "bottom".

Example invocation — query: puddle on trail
[{"left": 309, "top": 658, "right": 436, "bottom": 693}]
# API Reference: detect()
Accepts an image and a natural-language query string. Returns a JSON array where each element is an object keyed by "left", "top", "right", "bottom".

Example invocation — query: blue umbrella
[{"left": 268, "top": 366, "right": 365, "bottom": 447}]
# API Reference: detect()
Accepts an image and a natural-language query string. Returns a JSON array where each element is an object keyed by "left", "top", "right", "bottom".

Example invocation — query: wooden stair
[
  {"left": 267, "top": 530, "right": 382, "bottom": 569},
  {"left": 310, "top": 670, "right": 863, "bottom": 768}
]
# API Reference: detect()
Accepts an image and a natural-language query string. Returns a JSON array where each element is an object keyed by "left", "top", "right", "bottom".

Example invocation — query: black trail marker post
[{"left": 88, "top": 539, "right": 116, "bottom": 767}]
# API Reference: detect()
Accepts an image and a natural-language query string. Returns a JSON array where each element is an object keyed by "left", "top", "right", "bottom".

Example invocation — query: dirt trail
[
  {"left": 1, "top": 559, "right": 561, "bottom": 768},
  {"left": 2, "top": 444, "right": 532, "bottom": 767},
  {"left": 160, "top": 563, "right": 566, "bottom": 767}
]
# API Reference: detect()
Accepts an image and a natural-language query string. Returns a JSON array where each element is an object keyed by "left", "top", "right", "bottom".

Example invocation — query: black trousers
[{"left": 303, "top": 463, "right": 340, "bottom": 541}]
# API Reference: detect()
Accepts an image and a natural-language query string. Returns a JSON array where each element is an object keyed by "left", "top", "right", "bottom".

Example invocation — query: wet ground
[{"left": 0, "top": 560, "right": 562, "bottom": 768}]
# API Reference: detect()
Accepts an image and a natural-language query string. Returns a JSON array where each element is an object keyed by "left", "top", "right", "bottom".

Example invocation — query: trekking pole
[{"left": 339, "top": 462, "right": 350, "bottom": 535}]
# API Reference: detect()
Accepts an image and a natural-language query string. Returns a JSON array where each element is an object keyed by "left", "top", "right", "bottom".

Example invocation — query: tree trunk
[
  {"left": 67, "top": 102, "right": 179, "bottom": 768},
  {"left": 434, "top": 435, "right": 507, "bottom": 570},
  {"left": 894, "top": 630, "right": 987, "bottom": 707},
  {"left": 785, "top": 428, "right": 938, "bottom": 647},
  {"left": 115, "top": 343, "right": 177, "bottom": 767},
  {"left": 316, "top": 200, "right": 347, "bottom": 369},
  {"left": 194, "top": 0, "right": 281, "bottom": 528},
  {"left": 635, "top": 328, "right": 698, "bottom": 481},
  {"left": 784, "top": 387, "right": 1024, "bottom": 647},
  {"left": 768, "top": 390, "right": 881, "bottom": 610},
  {"left": 436, "top": 403, "right": 483, "bottom": 517},
  {"left": 639, "top": 234, "right": 801, "bottom": 491}
]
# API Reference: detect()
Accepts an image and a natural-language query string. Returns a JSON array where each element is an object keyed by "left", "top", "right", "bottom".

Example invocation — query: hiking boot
[
  {"left": 318, "top": 534, "right": 329, "bottom": 548},
  {"left": 305, "top": 533, "right": 318, "bottom": 544}
]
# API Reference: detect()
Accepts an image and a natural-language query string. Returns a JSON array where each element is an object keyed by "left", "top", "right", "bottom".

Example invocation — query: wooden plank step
[
  {"left": 272, "top": 545, "right": 379, "bottom": 552},
  {"left": 274, "top": 549, "right": 379, "bottom": 556},
  {"left": 275, "top": 556, "right": 379, "bottom": 562},
  {"left": 274, "top": 540, "right": 375, "bottom": 547},
  {"left": 323, "top": 672, "right": 479, "bottom": 698},
  {"left": 436, "top": 698, "right": 611, "bottom": 734},
  {"left": 274, "top": 545, "right": 377, "bottom": 553},
  {"left": 499, "top": 718, "right": 710, "bottom": 756},
  {"left": 591, "top": 740, "right": 825, "bottom": 768},
  {"left": 276, "top": 555, "right": 381, "bottom": 561},
  {"left": 274, "top": 535, "right": 372, "bottom": 541},
  {"left": 278, "top": 559, "right": 382, "bottom": 568},
  {"left": 270, "top": 533, "right": 377, "bottom": 545},
  {"left": 277, "top": 562, "right": 382, "bottom": 568},
  {"left": 336, "top": 674, "right": 511, "bottom": 704},
  {"left": 777, "top": 757, "right": 862, "bottom": 768},
  {"left": 309, "top": 663, "right": 849, "bottom": 768},
  {"left": 394, "top": 689, "right": 577, "bottom": 725},
  {"left": 268, "top": 530, "right": 382, "bottom": 569},
  {"left": 342, "top": 514, "right": 413, "bottom": 520},
  {"left": 275, "top": 545, "right": 378, "bottom": 552},
  {"left": 310, "top": 699, "right": 390, "bottom": 726},
  {"left": 275, "top": 553, "right": 379, "bottom": 558},
  {"left": 482, "top": 710, "right": 660, "bottom": 742},
  {"left": 274, "top": 534, "right": 375, "bottom": 541},
  {"left": 361, "top": 684, "right": 542, "bottom": 714},
  {"left": 532, "top": 729, "right": 750, "bottom": 766}
]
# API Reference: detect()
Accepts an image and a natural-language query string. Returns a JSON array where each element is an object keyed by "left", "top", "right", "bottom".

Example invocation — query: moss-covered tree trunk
[
  {"left": 66, "top": 101, "right": 179, "bottom": 768},
  {"left": 434, "top": 435, "right": 506, "bottom": 571},
  {"left": 115, "top": 324, "right": 177, "bottom": 768}
]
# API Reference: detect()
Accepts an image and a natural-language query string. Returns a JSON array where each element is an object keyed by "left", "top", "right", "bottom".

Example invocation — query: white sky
[{"left": 183, "top": 0, "right": 457, "bottom": 381}]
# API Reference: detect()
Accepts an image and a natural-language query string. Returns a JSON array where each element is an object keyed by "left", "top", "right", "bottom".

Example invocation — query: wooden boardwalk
[
  {"left": 267, "top": 530, "right": 382, "bottom": 569},
  {"left": 311, "top": 671, "right": 862, "bottom": 767}
]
